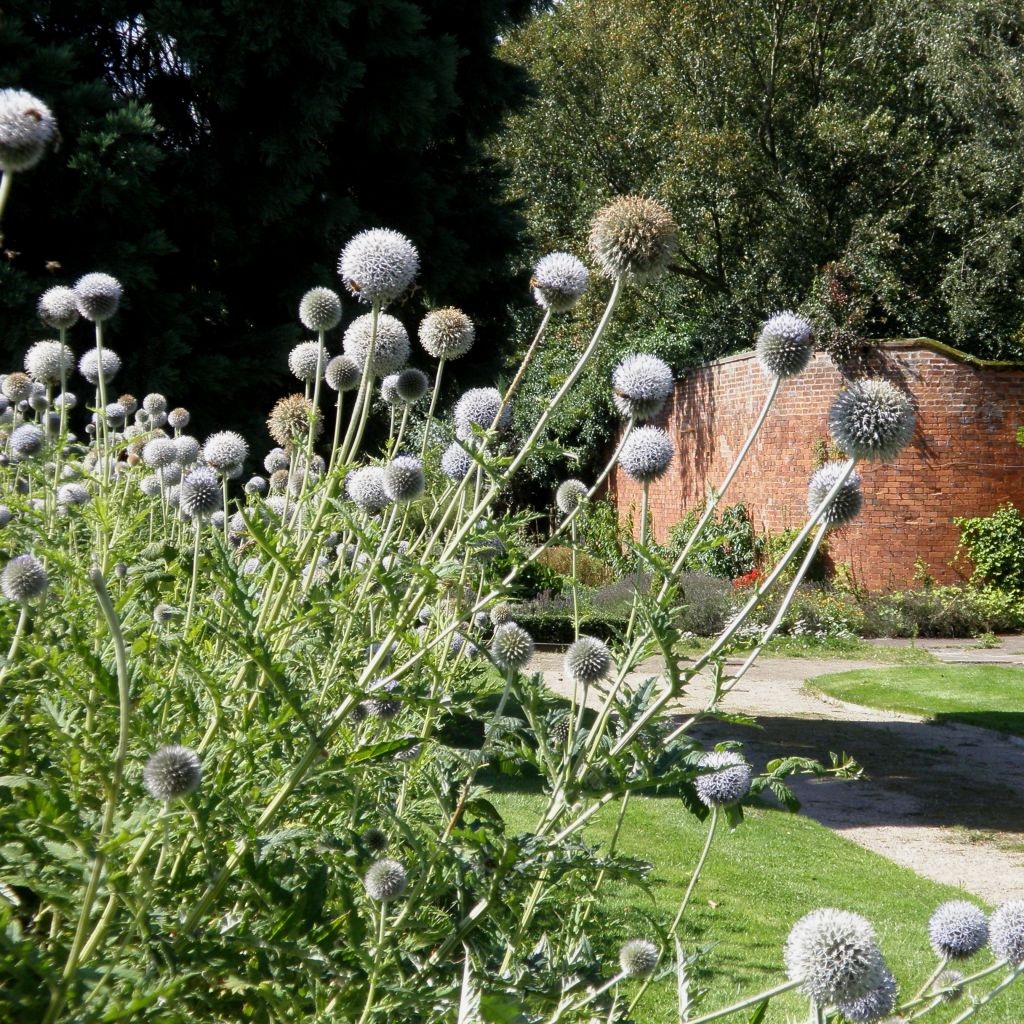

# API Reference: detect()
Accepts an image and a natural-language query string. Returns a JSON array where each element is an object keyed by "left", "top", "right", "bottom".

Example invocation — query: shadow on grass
[{"left": 931, "top": 711, "right": 1024, "bottom": 737}]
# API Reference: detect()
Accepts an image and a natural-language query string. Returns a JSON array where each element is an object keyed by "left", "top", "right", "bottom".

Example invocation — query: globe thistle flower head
[
  {"left": 808, "top": 463, "right": 863, "bottom": 529},
  {"left": 380, "top": 374, "right": 402, "bottom": 407},
  {"left": 118, "top": 394, "right": 138, "bottom": 416},
  {"left": 139, "top": 474, "right": 162, "bottom": 498},
  {"left": 1, "top": 554, "right": 48, "bottom": 603},
  {"left": 619, "top": 939, "right": 659, "bottom": 978},
  {"left": 489, "top": 602, "right": 514, "bottom": 626},
  {"left": 588, "top": 195, "right": 678, "bottom": 282},
  {"left": 396, "top": 367, "right": 429, "bottom": 404},
  {"left": 694, "top": 750, "right": 752, "bottom": 808},
  {"left": 383, "top": 455, "right": 425, "bottom": 503},
  {"left": 38, "top": 286, "right": 80, "bottom": 331},
  {"left": 203, "top": 430, "right": 248, "bottom": 471},
  {"left": 143, "top": 437, "right": 178, "bottom": 470},
  {"left": 990, "top": 900, "right": 1024, "bottom": 964},
  {"left": 756, "top": 311, "right": 814, "bottom": 379},
  {"left": 363, "top": 827, "right": 389, "bottom": 854},
  {"left": 363, "top": 858, "right": 408, "bottom": 902},
  {"left": 162, "top": 463, "right": 182, "bottom": 486},
  {"left": 25, "top": 340, "right": 74, "bottom": 385},
  {"left": 612, "top": 353, "right": 674, "bottom": 421},
  {"left": 288, "top": 340, "right": 322, "bottom": 383},
  {"left": 784, "top": 908, "right": 887, "bottom": 1006},
  {"left": 245, "top": 475, "right": 268, "bottom": 495},
  {"left": 264, "top": 447, "right": 289, "bottom": 474},
  {"left": 325, "top": 353, "right": 361, "bottom": 392},
  {"left": 619, "top": 425, "right": 674, "bottom": 483},
  {"left": 454, "top": 387, "right": 510, "bottom": 440},
  {"left": 2, "top": 372, "right": 32, "bottom": 403},
  {"left": 0, "top": 89, "right": 58, "bottom": 172},
  {"left": 180, "top": 466, "right": 222, "bottom": 519},
  {"left": 928, "top": 901, "right": 988, "bottom": 960},
  {"left": 78, "top": 347, "right": 121, "bottom": 385},
  {"left": 556, "top": 479, "right": 589, "bottom": 515},
  {"left": 366, "top": 678, "right": 402, "bottom": 719},
  {"left": 828, "top": 379, "right": 916, "bottom": 463},
  {"left": 268, "top": 393, "right": 320, "bottom": 451},
  {"left": 167, "top": 407, "right": 190, "bottom": 430},
  {"left": 837, "top": 967, "right": 897, "bottom": 1023},
  {"left": 441, "top": 442, "right": 472, "bottom": 481},
  {"left": 0, "top": 506, "right": 11, "bottom": 529},
  {"left": 143, "top": 745, "right": 202, "bottom": 801},
  {"left": 565, "top": 635, "right": 612, "bottom": 684},
  {"left": 269, "top": 468, "right": 289, "bottom": 493},
  {"left": 299, "top": 286, "right": 342, "bottom": 331},
  {"left": 57, "top": 482, "right": 90, "bottom": 507},
  {"left": 491, "top": 621, "right": 534, "bottom": 671},
  {"left": 143, "top": 393, "right": 167, "bottom": 415},
  {"left": 346, "top": 465, "right": 390, "bottom": 514},
  {"left": 29, "top": 391, "right": 50, "bottom": 413},
  {"left": 936, "top": 970, "right": 965, "bottom": 1003},
  {"left": 74, "top": 273, "right": 123, "bottom": 322},
  {"left": 418, "top": 307, "right": 475, "bottom": 360},
  {"left": 343, "top": 312, "right": 410, "bottom": 377},
  {"left": 10, "top": 424, "right": 44, "bottom": 458},
  {"left": 174, "top": 435, "right": 200, "bottom": 466},
  {"left": 338, "top": 228, "right": 419, "bottom": 306},
  {"left": 531, "top": 252, "right": 589, "bottom": 312}
]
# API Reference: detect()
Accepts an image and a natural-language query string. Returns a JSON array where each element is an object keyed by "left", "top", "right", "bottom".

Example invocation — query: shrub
[
  {"left": 955, "top": 503, "right": 1024, "bottom": 598},
  {"left": 861, "top": 585, "right": 1024, "bottom": 638},
  {"left": 667, "top": 502, "right": 760, "bottom": 580},
  {"left": 536, "top": 544, "right": 616, "bottom": 586}
]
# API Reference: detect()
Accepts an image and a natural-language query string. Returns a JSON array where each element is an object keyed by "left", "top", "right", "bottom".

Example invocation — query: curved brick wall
[{"left": 608, "top": 340, "right": 1024, "bottom": 591}]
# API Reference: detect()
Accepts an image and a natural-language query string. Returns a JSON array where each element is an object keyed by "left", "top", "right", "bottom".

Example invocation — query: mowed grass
[
  {"left": 492, "top": 788, "right": 1021, "bottom": 1023},
  {"left": 809, "top": 665, "right": 1024, "bottom": 737}
]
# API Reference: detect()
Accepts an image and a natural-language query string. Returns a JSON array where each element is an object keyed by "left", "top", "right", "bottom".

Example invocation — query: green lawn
[
  {"left": 493, "top": 788, "right": 1020, "bottom": 1023},
  {"left": 808, "top": 665, "right": 1024, "bottom": 737},
  {"left": 675, "top": 633, "right": 938, "bottom": 664}
]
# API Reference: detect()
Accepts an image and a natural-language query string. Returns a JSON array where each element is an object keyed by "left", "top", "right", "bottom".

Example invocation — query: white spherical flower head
[
  {"left": 343, "top": 312, "right": 410, "bottom": 377},
  {"left": 364, "top": 858, "right": 408, "bottom": 902},
  {"left": 418, "top": 307, "right": 475, "bottom": 360},
  {"left": 612, "top": 353, "right": 674, "bottom": 421},
  {"left": 756, "top": 311, "right": 814, "bottom": 379},
  {"left": 264, "top": 448, "right": 289, "bottom": 474},
  {"left": 454, "top": 387, "right": 510, "bottom": 441},
  {"left": 180, "top": 466, "right": 222, "bottom": 519},
  {"left": 0, "top": 89, "right": 58, "bottom": 172},
  {"left": 928, "top": 901, "right": 988, "bottom": 960},
  {"left": 142, "top": 393, "right": 167, "bottom": 416},
  {"left": 619, "top": 938, "right": 659, "bottom": 978},
  {"left": 74, "top": 273, "right": 123, "bottom": 322},
  {"left": 288, "top": 340, "right": 322, "bottom": 383},
  {"left": 492, "top": 621, "right": 534, "bottom": 671},
  {"left": 299, "top": 286, "right": 342, "bottom": 332},
  {"left": 338, "top": 228, "right": 419, "bottom": 306},
  {"left": 168, "top": 407, "right": 190, "bottom": 430},
  {"left": 2, "top": 372, "right": 31, "bottom": 403},
  {"left": 1, "top": 554, "right": 48, "bottom": 603},
  {"left": 380, "top": 374, "right": 402, "bottom": 407},
  {"left": 143, "top": 745, "right": 202, "bottom": 801},
  {"left": 346, "top": 465, "right": 391, "bottom": 514},
  {"left": 619, "top": 425, "right": 674, "bottom": 483},
  {"left": 588, "top": 195, "right": 678, "bottom": 282},
  {"left": 556, "top": 479, "right": 588, "bottom": 515},
  {"left": 38, "top": 286, "right": 80, "bottom": 331},
  {"left": 441, "top": 441, "right": 472, "bottom": 481},
  {"left": 10, "top": 424, "right": 44, "bottom": 458},
  {"left": 837, "top": 967, "right": 897, "bottom": 1023},
  {"left": 531, "top": 252, "right": 589, "bottom": 312},
  {"left": 694, "top": 750, "right": 752, "bottom": 808},
  {"left": 174, "top": 435, "right": 200, "bottom": 466},
  {"left": 78, "top": 347, "right": 121, "bottom": 385},
  {"left": 325, "top": 353, "right": 361, "bottom": 392},
  {"left": 565, "top": 635, "right": 612, "bottom": 684},
  {"left": 139, "top": 474, "right": 162, "bottom": 498},
  {"left": 202, "top": 430, "right": 248, "bottom": 471},
  {"left": 143, "top": 437, "right": 178, "bottom": 470},
  {"left": 383, "top": 455, "right": 425, "bottom": 503},
  {"left": 807, "top": 462, "right": 863, "bottom": 529},
  {"left": 990, "top": 900, "right": 1024, "bottom": 964},
  {"left": 395, "top": 367, "right": 429, "bottom": 404},
  {"left": 57, "top": 482, "right": 90, "bottom": 507},
  {"left": 784, "top": 908, "right": 888, "bottom": 1006},
  {"left": 25, "top": 340, "right": 74, "bottom": 385},
  {"left": 828, "top": 379, "right": 915, "bottom": 463}
]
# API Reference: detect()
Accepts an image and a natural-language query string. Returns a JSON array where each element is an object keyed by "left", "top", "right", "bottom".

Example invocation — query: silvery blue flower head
[
  {"left": 454, "top": 387, "right": 510, "bottom": 441},
  {"left": 10, "top": 424, "right": 43, "bottom": 458},
  {"left": 175, "top": 435, "right": 201, "bottom": 466},
  {"left": 807, "top": 462, "right": 863, "bottom": 528},
  {"left": 37, "top": 286, "right": 80, "bottom": 331},
  {"left": 143, "top": 437, "right": 178, "bottom": 470},
  {"left": 143, "top": 745, "right": 202, "bottom": 801},
  {"left": 288, "top": 340, "right": 322, "bottom": 383},
  {"left": 57, "top": 482, "right": 90, "bottom": 507},
  {"left": 338, "top": 228, "right": 419, "bottom": 306},
  {"left": 928, "top": 901, "right": 988, "bottom": 960},
  {"left": 383, "top": 455, "right": 425, "bottom": 503},
  {"left": 556, "top": 479, "right": 588, "bottom": 515},
  {"left": 828, "top": 379, "right": 915, "bottom": 463},
  {"left": 180, "top": 466, "right": 222, "bottom": 519},
  {"left": 74, "top": 273, "right": 123, "bottom": 323},
  {"left": 619, "top": 425, "right": 673, "bottom": 483},
  {"left": 588, "top": 195, "right": 678, "bottom": 282},
  {"left": 619, "top": 939, "right": 659, "bottom": 977},
  {"left": 2, "top": 372, "right": 32, "bottom": 403},
  {"left": 491, "top": 621, "right": 534, "bottom": 671},
  {"left": 612, "top": 353, "right": 674, "bottom": 421},
  {"left": 25, "top": 340, "right": 74, "bottom": 386},
  {"left": 418, "top": 308, "right": 475, "bottom": 360},
  {"left": 694, "top": 750, "right": 752, "bottom": 808},
  {"left": 837, "top": 967, "right": 897, "bottom": 1023},
  {"left": 299, "top": 286, "right": 343, "bottom": 332},
  {"left": 1, "top": 554, "right": 48, "bottom": 603},
  {"left": 168, "top": 407, "right": 190, "bottom": 430},
  {"left": 564, "top": 635, "right": 612, "bottom": 684},
  {"left": 990, "top": 900, "right": 1024, "bottom": 964},
  {"left": 396, "top": 367, "right": 429, "bottom": 404},
  {"left": 0, "top": 89, "right": 58, "bottom": 172},
  {"left": 202, "top": 430, "right": 248, "bottom": 471},
  {"left": 363, "top": 858, "right": 408, "bottom": 901},
  {"left": 264, "top": 448, "right": 289, "bottom": 474},
  {"left": 325, "top": 354, "right": 361, "bottom": 392},
  {"left": 380, "top": 374, "right": 402, "bottom": 407},
  {"left": 78, "top": 347, "right": 121, "bottom": 385},
  {"left": 343, "top": 312, "right": 410, "bottom": 377},
  {"left": 756, "top": 311, "right": 814, "bottom": 379},
  {"left": 531, "top": 252, "right": 589, "bottom": 312},
  {"left": 346, "top": 465, "right": 390, "bottom": 514},
  {"left": 441, "top": 442, "right": 472, "bottom": 481}
]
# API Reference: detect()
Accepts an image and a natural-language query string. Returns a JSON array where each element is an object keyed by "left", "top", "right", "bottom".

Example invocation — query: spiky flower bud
[
  {"left": 202, "top": 430, "right": 248, "bottom": 471},
  {"left": 2, "top": 372, "right": 32, "bottom": 402},
  {"left": 140, "top": 474, "right": 162, "bottom": 498},
  {"left": 936, "top": 970, "right": 965, "bottom": 1003},
  {"left": 807, "top": 463, "right": 863, "bottom": 528},
  {"left": 556, "top": 479, "right": 588, "bottom": 515},
  {"left": 267, "top": 394, "right": 320, "bottom": 451},
  {"left": 380, "top": 374, "right": 402, "bottom": 407},
  {"left": 25, "top": 340, "right": 74, "bottom": 386},
  {"left": 78, "top": 347, "right": 121, "bottom": 385},
  {"left": 38, "top": 286, "right": 80, "bottom": 331},
  {"left": 619, "top": 938, "right": 659, "bottom": 978},
  {"left": 343, "top": 312, "right": 410, "bottom": 377},
  {"left": 245, "top": 475, "right": 268, "bottom": 495},
  {"left": 489, "top": 602, "right": 514, "bottom": 626},
  {"left": 1, "top": 554, "right": 48, "bottom": 602},
  {"left": 756, "top": 311, "right": 814, "bottom": 379},
  {"left": 0, "top": 89, "right": 57, "bottom": 172},
  {"left": 383, "top": 455, "right": 425, "bottom": 503},
  {"left": 10, "top": 424, "right": 43, "bottom": 458},
  {"left": 828, "top": 379, "right": 915, "bottom": 463},
  {"left": 142, "top": 393, "right": 166, "bottom": 415},
  {"left": 366, "top": 678, "right": 402, "bottom": 719},
  {"left": 175, "top": 435, "right": 200, "bottom": 466},
  {"left": 837, "top": 967, "right": 897, "bottom": 1023},
  {"left": 928, "top": 901, "right": 988, "bottom": 960},
  {"left": 180, "top": 466, "right": 222, "bottom": 519},
  {"left": 143, "top": 745, "right": 202, "bottom": 801},
  {"left": 74, "top": 273, "right": 122, "bottom": 322},
  {"left": 363, "top": 828, "right": 389, "bottom": 854},
  {"left": 338, "top": 228, "right": 419, "bottom": 306},
  {"left": 165, "top": 407, "right": 189, "bottom": 430},
  {"left": 784, "top": 908, "right": 888, "bottom": 1006},
  {"left": 990, "top": 900, "right": 1024, "bottom": 964},
  {"left": 619, "top": 425, "right": 673, "bottom": 483},
  {"left": 612, "top": 353, "right": 674, "bottom": 421},
  {"left": 418, "top": 308, "right": 475, "bottom": 360},
  {"left": 346, "top": 466, "right": 390, "bottom": 514},
  {"left": 491, "top": 621, "right": 534, "bottom": 671},
  {"left": 288, "top": 340, "right": 322, "bottom": 383},
  {"left": 588, "top": 195, "right": 678, "bottom": 282},
  {"left": 143, "top": 437, "right": 178, "bottom": 470},
  {"left": 565, "top": 635, "right": 612, "bottom": 684},
  {"left": 454, "top": 387, "right": 510, "bottom": 440},
  {"left": 396, "top": 367, "right": 429, "bottom": 404},
  {"left": 694, "top": 750, "right": 752, "bottom": 808},
  {"left": 264, "top": 448, "right": 289, "bottom": 474},
  {"left": 363, "top": 858, "right": 408, "bottom": 902},
  {"left": 299, "top": 286, "right": 343, "bottom": 331},
  {"left": 531, "top": 252, "right": 589, "bottom": 312},
  {"left": 441, "top": 441, "right": 472, "bottom": 481},
  {"left": 57, "top": 482, "right": 90, "bottom": 507},
  {"left": 325, "top": 354, "right": 361, "bottom": 392}
]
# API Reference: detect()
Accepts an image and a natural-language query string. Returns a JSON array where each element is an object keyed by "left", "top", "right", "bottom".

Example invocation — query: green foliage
[
  {"left": 535, "top": 544, "right": 615, "bottom": 586},
  {"left": 955, "top": 502, "right": 1024, "bottom": 597},
  {"left": 860, "top": 584, "right": 1024, "bottom": 638},
  {"left": 666, "top": 503, "right": 759, "bottom": 581}
]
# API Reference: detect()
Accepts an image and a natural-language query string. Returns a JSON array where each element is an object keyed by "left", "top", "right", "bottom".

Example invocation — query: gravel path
[{"left": 536, "top": 638, "right": 1024, "bottom": 904}]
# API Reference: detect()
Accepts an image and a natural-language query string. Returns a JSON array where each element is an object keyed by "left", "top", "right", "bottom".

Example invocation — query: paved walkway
[{"left": 536, "top": 638, "right": 1024, "bottom": 904}]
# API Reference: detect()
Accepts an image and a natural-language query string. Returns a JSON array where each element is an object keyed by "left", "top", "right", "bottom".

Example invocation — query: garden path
[{"left": 536, "top": 639, "right": 1024, "bottom": 905}]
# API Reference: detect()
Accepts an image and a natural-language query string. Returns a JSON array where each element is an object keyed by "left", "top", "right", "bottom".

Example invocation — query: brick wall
[{"left": 608, "top": 341, "right": 1024, "bottom": 591}]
